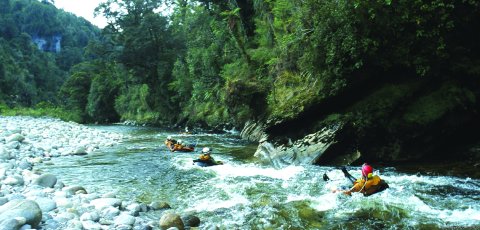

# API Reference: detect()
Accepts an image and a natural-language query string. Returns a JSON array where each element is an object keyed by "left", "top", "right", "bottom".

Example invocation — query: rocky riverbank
[{"left": 0, "top": 116, "right": 198, "bottom": 230}]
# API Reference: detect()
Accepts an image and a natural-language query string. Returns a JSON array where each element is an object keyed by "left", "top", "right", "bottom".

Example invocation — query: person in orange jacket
[
  {"left": 165, "top": 136, "right": 177, "bottom": 151},
  {"left": 336, "top": 163, "right": 389, "bottom": 196}
]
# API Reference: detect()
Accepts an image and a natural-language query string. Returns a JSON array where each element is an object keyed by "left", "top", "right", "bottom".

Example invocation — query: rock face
[
  {"left": 243, "top": 79, "right": 480, "bottom": 166},
  {"left": 253, "top": 125, "right": 343, "bottom": 167}
]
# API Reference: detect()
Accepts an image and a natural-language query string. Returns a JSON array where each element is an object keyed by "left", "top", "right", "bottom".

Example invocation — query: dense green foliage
[
  {"left": 0, "top": 0, "right": 100, "bottom": 110},
  {"left": 2, "top": 0, "right": 480, "bottom": 129}
]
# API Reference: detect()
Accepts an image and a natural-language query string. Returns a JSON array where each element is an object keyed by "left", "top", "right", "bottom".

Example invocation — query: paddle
[
  {"left": 341, "top": 166, "right": 357, "bottom": 184},
  {"left": 322, "top": 166, "right": 357, "bottom": 184}
]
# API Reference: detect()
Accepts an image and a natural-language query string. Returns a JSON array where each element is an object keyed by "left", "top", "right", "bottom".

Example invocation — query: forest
[{"left": 1, "top": 0, "right": 480, "bottom": 163}]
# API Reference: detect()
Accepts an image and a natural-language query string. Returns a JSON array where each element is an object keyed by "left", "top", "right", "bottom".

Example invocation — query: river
[{"left": 36, "top": 124, "right": 480, "bottom": 229}]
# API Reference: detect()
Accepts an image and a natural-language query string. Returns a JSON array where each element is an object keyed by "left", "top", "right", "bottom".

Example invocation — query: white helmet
[
  {"left": 202, "top": 147, "right": 211, "bottom": 153},
  {"left": 177, "top": 139, "right": 183, "bottom": 144},
  {"left": 167, "top": 136, "right": 172, "bottom": 140}
]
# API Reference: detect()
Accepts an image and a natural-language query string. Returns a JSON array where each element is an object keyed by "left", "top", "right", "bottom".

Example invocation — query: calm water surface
[{"left": 36, "top": 125, "right": 480, "bottom": 229}]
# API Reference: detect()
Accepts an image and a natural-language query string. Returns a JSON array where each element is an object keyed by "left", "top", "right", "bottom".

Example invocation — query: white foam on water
[
  {"left": 208, "top": 164, "right": 305, "bottom": 180},
  {"left": 439, "top": 207, "right": 480, "bottom": 224},
  {"left": 288, "top": 193, "right": 339, "bottom": 212},
  {"left": 186, "top": 192, "right": 250, "bottom": 212},
  {"left": 185, "top": 178, "right": 252, "bottom": 212}
]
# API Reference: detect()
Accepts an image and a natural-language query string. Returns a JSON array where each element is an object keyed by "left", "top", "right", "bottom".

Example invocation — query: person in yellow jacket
[
  {"left": 165, "top": 136, "right": 177, "bottom": 151},
  {"left": 193, "top": 147, "right": 223, "bottom": 166},
  {"left": 172, "top": 139, "right": 185, "bottom": 152},
  {"left": 338, "top": 163, "right": 389, "bottom": 196}
]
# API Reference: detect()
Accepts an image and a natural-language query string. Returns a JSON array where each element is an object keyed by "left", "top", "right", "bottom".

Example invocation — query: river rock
[
  {"left": 91, "top": 198, "right": 122, "bottom": 210},
  {"left": 114, "top": 213, "right": 136, "bottom": 226},
  {"left": 0, "top": 198, "right": 8, "bottom": 206},
  {"left": 5, "top": 134, "right": 25, "bottom": 143},
  {"left": 80, "top": 211, "right": 100, "bottom": 222},
  {"left": 43, "top": 219, "right": 62, "bottom": 230},
  {"left": 101, "top": 207, "right": 120, "bottom": 219},
  {"left": 182, "top": 214, "right": 200, "bottom": 227},
  {"left": 149, "top": 201, "right": 170, "bottom": 210},
  {"left": 0, "top": 146, "right": 11, "bottom": 160},
  {"left": 159, "top": 212, "right": 184, "bottom": 230},
  {"left": 81, "top": 220, "right": 102, "bottom": 230},
  {"left": 72, "top": 147, "right": 87, "bottom": 155},
  {"left": 33, "top": 197, "right": 57, "bottom": 212},
  {"left": 3, "top": 175, "right": 24, "bottom": 186},
  {"left": 32, "top": 173, "right": 57, "bottom": 188},
  {"left": 17, "top": 160, "right": 32, "bottom": 170},
  {"left": 0, "top": 217, "right": 27, "bottom": 230},
  {"left": 5, "top": 141, "right": 19, "bottom": 150},
  {"left": 0, "top": 200, "right": 42, "bottom": 228},
  {"left": 55, "top": 197, "right": 73, "bottom": 209},
  {"left": 63, "top": 186, "right": 87, "bottom": 196},
  {"left": 0, "top": 162, "right": 13, "bottom": 171}
]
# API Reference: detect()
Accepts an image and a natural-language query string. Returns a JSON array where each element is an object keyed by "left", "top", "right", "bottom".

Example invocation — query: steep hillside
[{"left": 0, "top": 0, "right": 100, "bottom": 106}]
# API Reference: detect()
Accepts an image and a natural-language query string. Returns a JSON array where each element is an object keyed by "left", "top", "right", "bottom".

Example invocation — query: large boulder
[
  {"left": 253, "top": 125, "right": 342, "bottom": 167},
  {"left": 159, "top": 212, "right": 184, "bottom": 230},
  {"left": 0, "top": 200, "right": 42, "bottom": 228}
]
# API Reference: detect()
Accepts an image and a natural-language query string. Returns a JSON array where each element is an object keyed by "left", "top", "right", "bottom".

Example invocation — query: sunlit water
[{"left": 36, "top": 125, "right": 480, "bottom": 229}]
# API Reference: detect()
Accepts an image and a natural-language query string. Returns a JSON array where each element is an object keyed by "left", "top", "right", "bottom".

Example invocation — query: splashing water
[{"left": 37, "top": 125, "right": 480, "bottom": 229}]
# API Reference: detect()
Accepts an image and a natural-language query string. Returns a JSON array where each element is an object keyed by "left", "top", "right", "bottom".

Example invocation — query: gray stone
[
  {"left": 63, "top": 186, "right": 87, "bottom": 196},
  {"left": 72, "top": 147, "right": 87, "bottom": 155},
  {"left": 81, "top": 220, "right": 102, "bottom": 230},
  {"left": 0, "top": 217, "right": 26, "bottom": 230},
  {"left": 0, "top": 147, "right": 11, "bottom": 160},
  {"left": 91, "top": 198, "right": 122, "bottom": 210},
  {"left": 101, "top": 207, "right": 120, "bottom": 219},
  {"left": 5, "top": 134, "right": 25, "bottom": 143},
  {"left": 32, "top": 174, "right": 57, "bottom": 188},
  {"left": 114, "top": 213, "right": 136, "bottom": 226},
  {"left": 33, "top": 197, "right": 57, "bottom": 212},
  {"left": 149, "top": 201, "right": 170, "bottom": 210},
  {"left": 0, "top": 200, "right": 42, "bottom": 228},
  {"left": 0, "top": 198, "right": 7, "bottom": 206},
  {"left": 3, "top": 175, "right": 24, "bottom": 186},
  {"left": 80, "top": 211, "right": 100, "bottom": 222},
  {"left": 54, "top": 181, "right": 65, "bottom": 189},
  {"left": 17, "top": 160, "right": 32, "bottom": 170},
  {"left": 5, "top": 193, "right": 26, "bottom": 200},
  {"left": 19, "top": 224, "right": 32, "bottom": 230},
  {"left": 43, "top": 219, "right": 62, "bottom": 230},
  {"left": 5, "top": 141, "right": 19, "bottom": 150}
]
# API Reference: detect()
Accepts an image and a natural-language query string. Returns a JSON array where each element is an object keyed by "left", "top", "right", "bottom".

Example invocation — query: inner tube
[
  {"left": 364, "top": 181, "right": 389, "bottom": 197},
  {"left": 193, "top": 159, "right": 223, "bottom": 167},
  {"left": 194, "top": 161, "right": 213, "bottom": 167},
  {"left": 175, "top": 147, "right": 194, "bottom": 152}
]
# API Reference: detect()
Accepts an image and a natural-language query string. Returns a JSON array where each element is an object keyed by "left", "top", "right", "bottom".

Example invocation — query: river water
[{"left": 36, "top": 125, "right": 480, "bottom": 229}]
